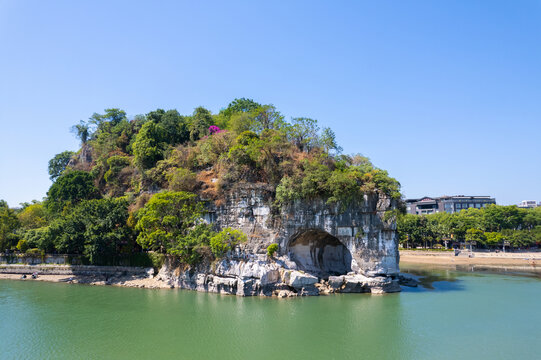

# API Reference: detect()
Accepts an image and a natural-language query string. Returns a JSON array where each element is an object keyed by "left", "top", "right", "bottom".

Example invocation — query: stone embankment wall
[
  {"left": 0, "top": 254, "right": 82, "bottom": 265},
  {"left": 0, "top": 264, "right": 153, "bottom": 277}
]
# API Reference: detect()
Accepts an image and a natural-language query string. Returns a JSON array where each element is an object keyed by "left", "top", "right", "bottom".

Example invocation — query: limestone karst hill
[{"left": 7, "top": 99, "right": 404, "bottom": 295}]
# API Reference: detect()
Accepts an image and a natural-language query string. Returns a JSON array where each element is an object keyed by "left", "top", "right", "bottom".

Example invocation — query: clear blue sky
[{"left": 1, "top": 0, "right": 540, "bottom": 207}]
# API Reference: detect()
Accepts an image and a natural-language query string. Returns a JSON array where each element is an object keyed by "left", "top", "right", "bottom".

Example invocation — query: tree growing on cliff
[
  {"left": 89, "top": 108, "right": 127, "bottom": 135},
  {"left": 210, "top": 227, "right": 247, "bottom": 258},
  {"left": 48, "top": 151, "right": 75, "bottom": 181},
  {"left": 135, "top": 192, "right": 205, "bottom": 256},
  {"left": 146, "top": 108, "right": 190, "bottom": 145},
  {"left": 189, "top": 107, "right": 214, "bottom": 141},
  {"left": 71, "top": 121, "right": 90, "bottom": 145},
  {"left": 319, "top": 127, "right": 342, "bottom": 155},
  {"left": 267, "top": 243, "right": 279, "bottom": 257},
  {"left": 286, "top": 117, "right": 320, "bottom": 152},
  {"left": 220, "top": 98, "right": 261, "bottom": 118},
  {"left": 133, "top": 121, "right": 166, "bottom": 169}
]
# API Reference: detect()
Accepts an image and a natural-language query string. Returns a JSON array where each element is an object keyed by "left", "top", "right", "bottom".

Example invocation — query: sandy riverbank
[
  {"left": 2, "top": 250, "right": 540, "bottom": 286},
  {"left": 400, "top": 250, "right": 541, "bottom": 273},
  {"left": 0, "top": 273, "right": 171, "bottom": 288}
]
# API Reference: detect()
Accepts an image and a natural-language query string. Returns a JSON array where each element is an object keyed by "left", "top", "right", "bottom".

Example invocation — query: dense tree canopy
[
  {"left": 17, "top": 203, "right": 47, "bottom": 229},
  {"left": 135, "top": 192, "right": 204, "bottom": 253},
  {"left": 48, "top": 198, "right": 133, "bottom": 264},
  {"left": 0, "top": 200, "right": 20, "bottom": 252},
  {"left": 398, "top": 205, "right": 541, "bottom": 249},
  {"left": 45, "top": 171, "right": 100, "bottom": 214}
]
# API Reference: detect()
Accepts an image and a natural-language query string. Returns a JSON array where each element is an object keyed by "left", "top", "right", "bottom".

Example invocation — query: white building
[{"left": 518, "top": 200, "right": 538, "bottom": 209}]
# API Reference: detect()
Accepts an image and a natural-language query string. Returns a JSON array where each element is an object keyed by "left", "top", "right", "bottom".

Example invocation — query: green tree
[
  {"left": 210, "top": 227, "right": 247, "bottom": 257},
  {"left": 48, "top": 198, "right": 133, "bottom": 263},
  {"left": 448, "top": 208, "right": 482, "bottom": 241},
  {"left": 189, "top": 107, "right": 214, "bottom": 141},
  {"left": 133, "top": 121, "right": 166, "bottom": 169},
  {"left": 319, "top": 127, "right": 342, "bottom": 154},
  {"left": 48, "top": 151, "right": 75, "bottom": 181},
  {"left": 86, "top": 109, "right": 135, "bottom": 156},
  {"left": 45, "top": 171, "right": 100, "bottom": 214},
  {"left": 397, "top": 214, "right": 422, "bottom": 248},
  {"left": 17, "top": 203, "right": 47, "bottom": 229},
  {"left": 287, "top": 117, "right": 320, "bottom": 152},
  {"left": 508, "top": 230, "right": 536, "bottom": 248},
  {"left": 71, "top": 121, "right": 90, "bottom": 144},
  {"left": 169, "top": 223, "right": 214, "bottom": 265},
  {"left": 275, "top": 176, "right": 301, "bottom": 205},
  {"left": 221, "top": 98, "right": 261, "bottom": 118},
  {"left": 147, "top": 109, "right": 190, "bottom": 145},
  {"left": 167, "top": 167, "right": 198, "bottom": 192},
  {"left": 300, "top": 159, "right": 332, "bottom": 198},
  {"left": 16, "top": 239, "right": 30, "bottom": 252},
  {"left": 22, "top": 227, "right": 54, "bottom": 253},
  {"left": 89, "top": 108, "right": 127, "bottom": 133},
  {"left": 0, "top": 200, "right": 20, "bottom": 251},
  {"left": 482, "top": 204, "right": 524, "bottom": 232},
  {"left": 326, "top": 168, "right": 361, "bottom": 205},
  {"left": 228, "top": 131, "right": 260, "bottom": 167},
  {"left": 523, "top": 207, "right": 541, "bottom": 230},
  {"left": 267, "top": 243, "right": 279, "bottom": 257},
  {"left": 252, "top": 105, "right": 285, "bottom": 133},
  {"left": 370, "top": 169, "right": 401, "bottom": 200},
  {"left": 135, "top": 192, "right": 204, "bottom": 254},
  {"left": 485, "top": 232, "right": 504, "bottom": 247},
  {"left": 465, "top": 228, "right": 486, "bottom": 247}
]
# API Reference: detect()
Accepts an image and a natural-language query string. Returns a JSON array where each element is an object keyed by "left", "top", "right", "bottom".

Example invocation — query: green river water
[{"left": 1, "top": 264, "right": 540, "bottom": 360}]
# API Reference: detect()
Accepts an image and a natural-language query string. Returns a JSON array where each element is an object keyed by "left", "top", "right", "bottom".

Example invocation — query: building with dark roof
[{"left": 405, "top": 195, "right": 496, "bottom": 215}]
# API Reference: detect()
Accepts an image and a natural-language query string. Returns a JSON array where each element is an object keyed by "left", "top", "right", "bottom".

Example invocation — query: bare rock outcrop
[{"left": 157, "top": 184, "right": 404, "bottom": 296}]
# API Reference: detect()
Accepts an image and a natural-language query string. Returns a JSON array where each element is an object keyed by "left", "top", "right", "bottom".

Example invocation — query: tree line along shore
[{"left": 397, "top": 205, "right": 541, "bottom": 250}]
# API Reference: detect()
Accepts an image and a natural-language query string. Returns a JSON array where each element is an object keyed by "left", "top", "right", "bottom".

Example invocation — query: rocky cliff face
[
  {"left": 158, "top": 184, "right": 403, "bottom": 296},
  {"left": 67, "top": 144, "right": 94, "bottom": 171}
]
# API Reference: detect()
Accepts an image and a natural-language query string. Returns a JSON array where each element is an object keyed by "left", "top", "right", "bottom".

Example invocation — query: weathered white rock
[
  {"left": 341, "top": 274, "right": 370, "bottom": 293},
  {"left": 282, "top": 270, "right": 318, "bottom": 288},
  {"left": 152, "top": 184, "right": 402, "bottom": 297},
  {"left": 260, "top": 269, "right": 280, "bottom": 285}
]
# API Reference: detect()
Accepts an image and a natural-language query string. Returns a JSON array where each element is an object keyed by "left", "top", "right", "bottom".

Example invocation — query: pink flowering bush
[{"left": 209, "top": 125, "right": 221, "bottom": 135}]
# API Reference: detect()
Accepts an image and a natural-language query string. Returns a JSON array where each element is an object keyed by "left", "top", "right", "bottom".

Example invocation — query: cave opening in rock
[{"left": 288, "top": 229, "right": 352, "bottom": 278}]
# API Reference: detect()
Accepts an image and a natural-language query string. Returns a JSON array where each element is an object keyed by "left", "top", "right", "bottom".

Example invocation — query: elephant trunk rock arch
[{"left": 184, "top": 185, "right": 406, "bottom": 296}]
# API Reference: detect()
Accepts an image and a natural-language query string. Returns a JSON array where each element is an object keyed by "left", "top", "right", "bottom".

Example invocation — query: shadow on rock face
[{"left": 288, "top": 229, "right": 353, "bottom": 279}]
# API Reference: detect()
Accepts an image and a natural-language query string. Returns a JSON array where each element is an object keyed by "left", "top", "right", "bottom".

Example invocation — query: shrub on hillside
[{"left": 210, "top": 228, "right": 247, "bottom": 258}]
